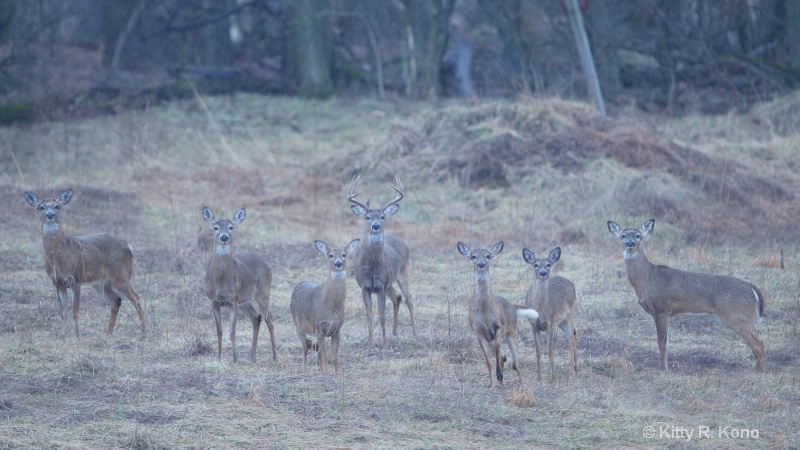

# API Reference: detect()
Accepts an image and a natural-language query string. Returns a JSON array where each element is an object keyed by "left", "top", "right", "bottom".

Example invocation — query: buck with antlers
[
  {"left": 290, "top": 239, "right": 361, "bottom": 374},
  {"left": 347, "top": 175, "right": 418, "bottom": 345},
  {"left": 203, "top": 207, "right": 276, "bottom": 363},
  {"left": 608, "top": 219, "right": 766, "bottom": 371},
  {"left": 24, "top": 189, "right": 146, "bottom": 338},
  {"left": 522, "top": 247, "right": 578, "bottom": 382},
  {"left": 457, "top": 241, "right": 540, "bottom": 388}
]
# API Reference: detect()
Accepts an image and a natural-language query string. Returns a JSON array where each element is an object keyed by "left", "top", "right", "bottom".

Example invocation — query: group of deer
[{"left": 24, "top": 183, "right": 766, "bottom": 388}]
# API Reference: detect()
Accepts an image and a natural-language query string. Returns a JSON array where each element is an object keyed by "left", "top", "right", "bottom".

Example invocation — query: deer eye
[
  {"left": 329, "top": 253, "right": 334, "bottom": 258},
  {"left": 54, "top": 205, "right": 60, "bottom": 210},
  {"left": 380, "top": 215, "right": 385, "bottom": 220},
  {"left": 635, "top": 233, "right": 641, "bottom": 239},
  {"left": 213, "top": 226, "right": 220, "bottom": 231},
  {"left": 546, "top": 263, "right": 551, "bottom": 268},
  {"left": 471, "top": 255, "right": 476, "bottom": 260},
  {"left": 39, "top": 205, "right": 45, "bottom": 210},
  {"left": 486, "top": 254, "right": 492, "bottom": 260},
  {"left": 228, "top": 225, "right": 234, "bottom": 231}
]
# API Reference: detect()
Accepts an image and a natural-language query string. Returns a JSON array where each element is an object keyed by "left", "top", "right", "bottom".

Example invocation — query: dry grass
[{"left": 0, "top": 94, "right": 798, "bottom": 448}]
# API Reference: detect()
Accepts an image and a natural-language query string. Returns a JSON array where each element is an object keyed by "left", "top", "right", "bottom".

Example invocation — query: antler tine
[
  {"left": 347, "top": 175, "right": 369, "bottom": 210},
  {"left": 384, "top": 173, "right": 404, "bottom": 208}
]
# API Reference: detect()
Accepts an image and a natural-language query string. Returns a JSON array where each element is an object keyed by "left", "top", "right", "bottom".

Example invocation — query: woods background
[{"left": 2, "top": 0, "right": 800, "bottom": 121}]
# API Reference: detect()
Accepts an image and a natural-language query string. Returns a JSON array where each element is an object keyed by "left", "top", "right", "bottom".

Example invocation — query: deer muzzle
[
  {"left": 538, "top": 269, "right": 548, "bottom": 278},
  {"left": 219, "top": 233, "right": 230, "bottom": 243}
]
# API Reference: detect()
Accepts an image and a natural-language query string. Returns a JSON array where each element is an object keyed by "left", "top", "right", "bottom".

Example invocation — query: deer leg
[
  {"left": 229, "top": 302, "right": 239, "bottom": 363},
  {"left": 212, "top": 304, "right": 223, "bottom": 360},
  {"left": 362, "top": 289, "right": 374, "bottom": 346},
  {"left": 728, "top": 320, "right": 767, "bottom": 371},
  {"left": 506, "top": 335, "right": 523, "bottom": 386},
  {"left": 377, "top": 289, "right": 387, "bottom": 343},
  {"left": 396, "top": 277, "right": 418, "bottom": 338},
  {"left": 120, "top": 283, "right": 146, "bottom": 339},
  {"left": 264, "top": 311, "right": 277, "bottom": 360},
  {"left": 476, "top": 337, "right": 495, "bottom": 388},
  {"left": 494, "top": 340, "right": 504, "bottom": 384},
  {"left": 317, "top": 330, "right": 328, "bottom": 375},
  {"left": 548, "top": 328, "right": 557, "bottom": 382},
  {"left": 654, "top": 313, "right": 670, "bottom": 370},
  {"left": 97, "top": 283, "right": 121, "bottom": 336},
  {"left": 56, "top": 286, "right": 69, "bottom": 335},
  {"left": 570, "top": 323, "right": 579, "bottom": 375},
  {"left": 297, "top": 330, "right": 310, "bottom": 372},
  {"left": 391, "top": 286, "right": 400, "bottom": 337},
  {"left": 330, "top": 330, "right": 341, "bottom": 375},
  {"left": 534, "top": 330, "right": 543, "bottom": 382},
  {"left": 72, "top": 285, "right": 81, "bottom": 338},
  {"left": 240, "top": 303, "right": 260, "bottom": 362}
]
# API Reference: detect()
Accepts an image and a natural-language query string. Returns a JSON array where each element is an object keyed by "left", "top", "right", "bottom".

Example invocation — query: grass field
[{"left": 0, "top": 94, "right": 798, "bottom": 449}]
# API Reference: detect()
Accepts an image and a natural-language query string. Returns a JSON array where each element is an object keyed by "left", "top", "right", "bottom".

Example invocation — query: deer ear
[
  {"left": 383, "top": 203, "right": 399, "bottom": 217},
  {"left": 233, "top": 208, "right": 246, "bottom": 225},
  {"left": 60, "top": 189, "right": 73, "bottom": 205},
  {"left": 314, "top": 240, "right": 328, "bottom": 255},
  {"left": 457, "top": 242, "right": 471, "bottom": 258},
  {"left": 351, "top": 204, "right": 366, "bottom": 217},
  {"left": 202, "top": 207, "right": 215, "bottom": 224},
  {"left": 607, "top": 221, "right": 621, "bottom": 236},
  {"left": 642, "top": 219, "right": 655, "bottom": 235},
  {"left": 491, "top": 241, "right": 504, "bottom": 256},
  {"left": 347, "top": 238, "right": 361, "bottom": 253},
  {"left": 522, "top": 248, "right": 535, "bottom": 265},
  {"left": 24, "top": 192, "right": 38, "bottom": 208},
  {"left": 549, "top": 247, "right": 561, "bottom": 263}
]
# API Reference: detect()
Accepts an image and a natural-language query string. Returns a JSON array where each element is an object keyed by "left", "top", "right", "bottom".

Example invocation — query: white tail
[
  {"left": 24, "top": 189, "right": 145, "bottom": 338},
  {"left": 290, "top": 239, "right": 360, "bottom": 375},
  {"left": 347, "top": 175, "right": 417, "bottom": 345},
  {"left": 608, "top": 219, "right": 766, "bottom": 371},
  {"left": 522, "top": 246, "right": 578, "bottom": 382},
  {"left": 203, "top": 207, "right": 276, "bottom": 363},
  {"left": 457, "top": 241, "right": 539, "bottom": 388}
]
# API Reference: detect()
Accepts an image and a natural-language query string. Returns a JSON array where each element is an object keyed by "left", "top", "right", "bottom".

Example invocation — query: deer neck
[
  {"left": 472, "top": 271, "right": 495, "bottom": 313},
  {"left": 322, "top": 273, "right": 347, "bottom": 308},
  {"left": 208, "top": 245, "right": 237, "bottom": 279},
  {"left": 360, "top": 238, "right": 385, "bottom": 271},
  {"left": 624, "top": 247, "right": 655, "bottom": 292},
  {"left": 533, "top": 277, "right": 549, "bottom": 305}
]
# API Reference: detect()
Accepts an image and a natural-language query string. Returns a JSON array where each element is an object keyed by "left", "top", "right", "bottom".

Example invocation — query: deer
[
  {"left": 24, "top": 189, "right": 146, "bottom": 339},
  {"left": 607, "top": 219, "right": 766, "bottom": 371},
  {"left": 522, "top": 247, "right": 578, "bottom": 382},
  {"left": 202, "top": 207, "right": 276, "bottom": 363},
  {"left": 347, "top": 175, "right": 418, "bottom": 345},
  {"left": 457, "top": 241, "right": 540, "bottom": 388},
  {"left": 290, "top": 239, "right": 361, "bottom": 375}
]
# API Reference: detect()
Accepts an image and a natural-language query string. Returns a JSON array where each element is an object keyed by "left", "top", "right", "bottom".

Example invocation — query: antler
[
  {"left": 383, "top": 174, "right": 404, "bottom": 209},
  {"left": 347, "top": 175, "right": 370, "bottom": 211}
]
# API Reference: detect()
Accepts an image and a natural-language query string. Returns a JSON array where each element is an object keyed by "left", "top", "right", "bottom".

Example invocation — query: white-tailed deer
[
  {"left": 607, "top": 219, "right": 766, "bottom": 371},
  {"left": 24, "top": 189, "right": 146, "bottom": 338},
  {"left": 203, "top": 207, "right": 276, "bottom": 363},
  {"left": 522, "top": 247, "right": 578, "bottom": 382},
  {"left": 290, "top": 239, "right": 361, "bottom": 375},
  {"left": 347, "top": 175, "right": 417, "bottom": 345},
  {"left": 457, "top": 241, "right": 540, "bottom": 388}
]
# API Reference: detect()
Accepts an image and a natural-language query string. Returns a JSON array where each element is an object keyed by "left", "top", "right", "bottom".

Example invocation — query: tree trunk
[
  {"left": 786, "top": 0, "right": 800, "bottom": 69},
  {"left": 584, "top": 0, "right": 620, "bottom": 104},
  {"left": 285, "top": 0, "right": 333, "bottom": 98},
  {"left": 403, "top": 0, "right": 454, "bottom": 100}
]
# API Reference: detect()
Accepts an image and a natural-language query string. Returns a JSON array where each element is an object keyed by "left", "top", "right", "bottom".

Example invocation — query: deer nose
[
  {"left": 371, "top": 222, "right": 381, "bottom": 231},
  {"left": 334, "top": 260, "right": 343, "bottom": 269},
  {"left": 219, "top": 233, "right": 230, "bottom": 243},
  {"left": 626, "top": 240, "right": 635, "bottom": 248},
  {"left": 45, "top": 211, "right": 55, "bottom": 220},
  {"left": 477, "top": 261, "right": 486, "bottom": 269},
  {"left": 538, "top": 269, "right": 548, "bottom": 278}
]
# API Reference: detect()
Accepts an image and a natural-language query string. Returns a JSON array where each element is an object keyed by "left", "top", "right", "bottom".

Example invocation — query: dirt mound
[{"left": 315, "top": 98, "right": 799, "bottom": 244}]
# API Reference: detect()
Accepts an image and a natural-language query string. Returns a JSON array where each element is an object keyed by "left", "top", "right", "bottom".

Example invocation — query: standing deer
[
  {"left": 203, "top": 207, "right": 276, "bottom": 363},
  {"left": 607, "top": 219, "right": 766, "bottom": 371},
  {"left": 290, "top": 239, "right": 361, "bottom": 375},
  {"left": 457, "top": 241, "right": 540, "bottom": 388},
  {"left": 347, "top": 175, "right": 417, "bottom": 345},
  {"left": 24, "top": 189, "right": 146, "bottom": 338},
  {"left": 522, "top": 247, "right": 578, "bottom": 382}
]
